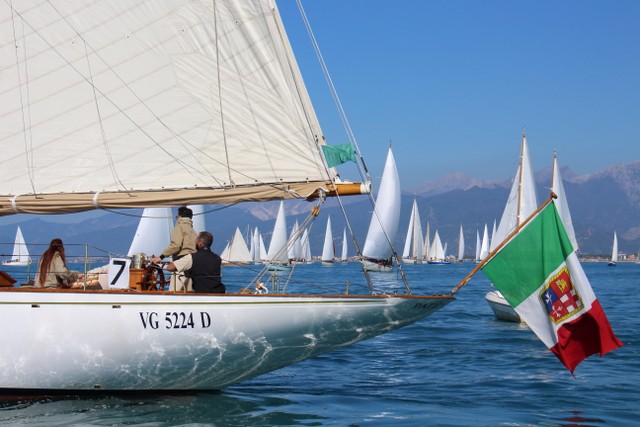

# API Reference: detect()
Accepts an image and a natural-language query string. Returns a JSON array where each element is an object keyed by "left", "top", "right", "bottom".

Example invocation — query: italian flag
[{"left": 482, "top": 201, "right": 623, "bottom": 373}]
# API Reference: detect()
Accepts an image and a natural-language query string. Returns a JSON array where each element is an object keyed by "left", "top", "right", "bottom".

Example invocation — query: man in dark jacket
[{"left": 167, "top": 231, "right": 225, "bottom": 293}]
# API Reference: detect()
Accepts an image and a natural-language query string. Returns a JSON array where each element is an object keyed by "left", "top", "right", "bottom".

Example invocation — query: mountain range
[{"left": 1, "top": 161, "right": 639, "bottom": 260}]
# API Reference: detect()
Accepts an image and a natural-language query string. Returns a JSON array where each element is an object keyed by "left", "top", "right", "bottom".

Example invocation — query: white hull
[
  {"left": 0, "top": 288, "right": 452, "bottom": 392},
  {"left": 484, "top": 290, "right": 522, "bottom": 323}
]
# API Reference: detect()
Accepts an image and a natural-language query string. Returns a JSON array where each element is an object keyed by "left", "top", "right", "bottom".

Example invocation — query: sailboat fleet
[{"left": 0, "top": 0, "right": 623, "bottom": 394}]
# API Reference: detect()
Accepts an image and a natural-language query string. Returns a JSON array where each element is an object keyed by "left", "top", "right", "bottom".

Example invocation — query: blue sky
[{"left": 279, "top": 0, "right": 640, "bottom": 189}]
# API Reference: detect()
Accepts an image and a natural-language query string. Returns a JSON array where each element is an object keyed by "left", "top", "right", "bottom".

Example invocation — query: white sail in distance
[
  {"left": 362, "top": 147, "right": 401, "bottom": 260},
  {"left": 321, "top": 215, "right": 335, "bottom": 263},
  {"left": 551, "top": 154, "right": 578, "bottom": 250},
  {"left": 4, "top": 226, "right": 30, "bottom": 265},
  {"left": 491, "top": 131, "right": 538, "bottom": 251},
  {"left": 457, "top": 225, "right": 465, "bottom": 261},
  {"left": 341, "top": 228, "right": 348, "bottom": 261},
  {"left": 127, "top": 208, "right": 173, "bottom": 257},
  {"left": 220, "top": 227, "right": 252, "bottom": 263},
  {"left": 267, "top": 201, "right": 288, "bottom": 263}
]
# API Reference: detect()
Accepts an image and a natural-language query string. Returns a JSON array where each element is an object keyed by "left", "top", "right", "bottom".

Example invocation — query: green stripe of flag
[{"left": 481, "top": 202, "right": 574, "bottom": 307}]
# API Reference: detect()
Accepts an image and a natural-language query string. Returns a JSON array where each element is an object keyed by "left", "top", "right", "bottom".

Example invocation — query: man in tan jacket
[{"left": 150, "top": 206, "right": 197, "bottom": 291}]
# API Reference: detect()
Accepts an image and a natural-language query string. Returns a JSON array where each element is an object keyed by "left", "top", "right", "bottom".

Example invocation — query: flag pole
[{"left": 449, "top": 192, "right": 557, "bottom": 296}]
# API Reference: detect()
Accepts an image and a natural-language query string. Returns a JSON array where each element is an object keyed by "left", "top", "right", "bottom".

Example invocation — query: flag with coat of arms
[{"left": 481, "top": 200, "right": 623, "bottom": 373}]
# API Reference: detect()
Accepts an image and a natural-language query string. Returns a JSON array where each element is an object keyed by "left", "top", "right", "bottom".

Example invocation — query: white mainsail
[
  {"left": 362, "top": 147, "right": 401, "bottom": 262},
  {"left": 321, "top": 215, "right": 335, "bottom": 263},
  {"left": 0, "top": 1, "right": 342, "bottom": 215},
  {"left": 3, "top": 226, "right": 31, "bottom": 266},
  {"left": 491, "top": 131, "right": 538, "bottom": 251},
  {"left": 475, "top": 230, "right": 481, "bottom": 262},
  {"left": 127, "top": 208, "right": 174, "bottom": 257}
]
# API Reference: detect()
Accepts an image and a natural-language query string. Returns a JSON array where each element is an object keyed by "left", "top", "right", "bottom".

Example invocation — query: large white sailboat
[
  {"left": 2, "top": 226, "right": 31, "bottom": 266},
  {"left": 361, "top": 147, "right": 401, "bottom": 272},
  {"left": 0, "top": 0, "right": 453, "bottom": 392}
]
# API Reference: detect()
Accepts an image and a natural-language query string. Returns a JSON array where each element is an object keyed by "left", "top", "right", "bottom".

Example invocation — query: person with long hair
[{"left": 36, "top": 238, "right": 79, "bottom": 288}]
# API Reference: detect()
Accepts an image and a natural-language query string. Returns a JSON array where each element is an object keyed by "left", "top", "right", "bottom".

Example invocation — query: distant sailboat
[
  {"left": 361, "top": 147, "right": 401, "bottom": 272},
  {"left": 457, "top": 224, "right": 465, "bottom": 262},
  {"left": 220, "top": 227, "right": 253, "bottom": 265},
  {"left": 608, "top": 232, "right": 618, "bottom": 267},
  {"left": 402, "top": 199, "right": 425, "bottom": 264},
  {"left": 266, "top": 201, "right": 291, "bottom": 271},
  {"left": 479, "top": 224, "right": 490, "bottom": 261},
  {"left": 288, "top": 220, "right": 302, "bottom": 261},
  {"left": 300, "top": 228, "right": 312, "bottom": 264},
  {"left": 485, "top": 131, "right": 537, "bottom": 322},
  {"left": 2, "top": 226, "right": 31, "bottom": 266},
  {"left": 321, "top": 215, "right": 335, "bottom": 265},
  {"left": 422, "top": 222, "right": 431, "bottom": 261},
  {"left": 490, "top": 131, "right": 538, "bottom": 252},
  {"left": 474, "top": 230, "right": 481, "bottom": 263},
  {"left": 340, "top": 227, "right": 349, "bottom": 262},
  {"left": 427, "top": 230, "right": 450, "bottom": 264}
]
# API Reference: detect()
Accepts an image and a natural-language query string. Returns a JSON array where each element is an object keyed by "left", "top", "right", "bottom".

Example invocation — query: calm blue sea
[{"left": 0, "top": 262, "right": 637, "bottom": 426}]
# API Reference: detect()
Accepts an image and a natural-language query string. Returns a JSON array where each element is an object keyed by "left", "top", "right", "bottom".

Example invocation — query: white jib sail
[
  {"left": 321, "top": 215, "right": 334, "bottom": 262},
  {"left": 127, "top": 207, "right": 174, "bottom": 257},
  {"left": 267, "top": 201, "right": 288, "bottom": 263},
  {"left": 362, "top": 147, "right": 401, "bottom": 260}
]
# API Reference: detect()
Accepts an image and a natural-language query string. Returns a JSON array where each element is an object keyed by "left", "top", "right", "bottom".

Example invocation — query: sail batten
[{"left": 1, "top": 0, "right": 343, "bottom": 215}]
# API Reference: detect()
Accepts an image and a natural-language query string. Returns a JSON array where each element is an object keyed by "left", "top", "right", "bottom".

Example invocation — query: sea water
[{"left": 0, "top": 262, "right": 637, "bottom": 426}]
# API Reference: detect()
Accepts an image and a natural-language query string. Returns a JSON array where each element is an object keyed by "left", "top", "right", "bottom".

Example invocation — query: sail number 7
[{"left": 139, "top": 311, "right": 212, "bottom": 329}]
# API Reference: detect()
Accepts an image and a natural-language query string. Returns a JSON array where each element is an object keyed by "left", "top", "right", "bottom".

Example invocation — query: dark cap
[{"left": 177, "top": 206, "right": 193, "bottom": 218}]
